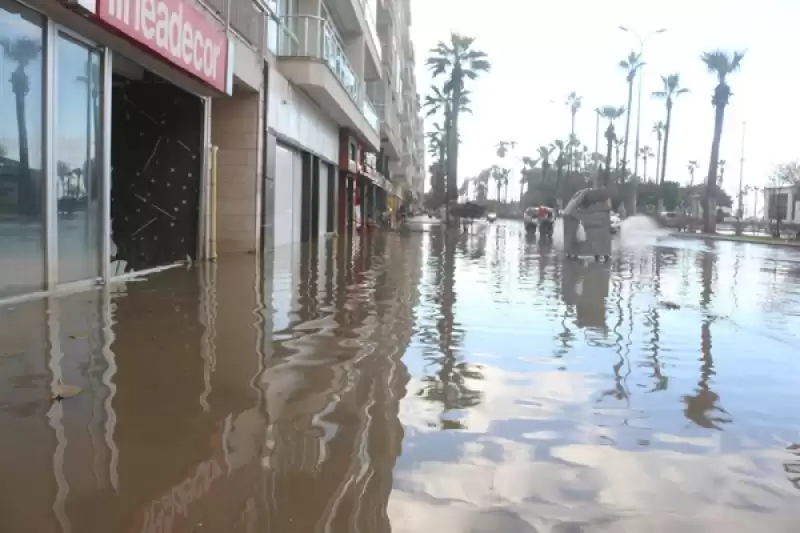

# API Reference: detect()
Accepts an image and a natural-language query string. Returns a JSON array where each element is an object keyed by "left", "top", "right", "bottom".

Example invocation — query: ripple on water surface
[{"left": 0, "top": 222, "right": 799, "bottom": 532}]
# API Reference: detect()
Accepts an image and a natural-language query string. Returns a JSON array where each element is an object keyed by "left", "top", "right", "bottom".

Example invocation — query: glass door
[
  {"left": 54, "top": 31, "right": 102, "bottom": 285},
  {"left": 0, "top": 1, "right": 47, "bottom": 298}
]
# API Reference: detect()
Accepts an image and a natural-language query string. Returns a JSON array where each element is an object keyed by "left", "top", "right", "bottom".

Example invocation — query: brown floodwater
[{"left": 1, "top": 220, "right": 800, "bottom": 533}]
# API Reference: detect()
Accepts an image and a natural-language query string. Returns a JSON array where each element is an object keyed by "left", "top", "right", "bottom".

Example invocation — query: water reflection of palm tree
[
  {"left": 683, "top": 250, "right": 731, "bottom": 429},
  {"left": 601, "top": 259, "right": 630, "bottom": 403},
  {"left": 76, "top": 58, "right": 101, "bottom": 200},
  {"left": 644, "top": 248, "right": 668, "bottom": 392},
  {"left": 418, "top": 230, "right": 483, "bottom": 428},
  {"left": 1, "top": 36, "right": 41, "bottom": 215}
]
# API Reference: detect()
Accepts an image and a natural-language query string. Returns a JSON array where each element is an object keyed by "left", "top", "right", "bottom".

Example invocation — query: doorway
[{"left": 109, "top": 56, "right": 204, "bottom": 275}]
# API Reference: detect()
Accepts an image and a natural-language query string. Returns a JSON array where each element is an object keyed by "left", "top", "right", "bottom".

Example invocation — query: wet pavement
[{"left": 1, "top": 219, "right": 800, "bottom": 532}]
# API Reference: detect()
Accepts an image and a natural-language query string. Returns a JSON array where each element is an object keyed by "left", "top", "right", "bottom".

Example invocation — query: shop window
[{"left": 348, "top": 140, "right": 357, "bottom": 163}]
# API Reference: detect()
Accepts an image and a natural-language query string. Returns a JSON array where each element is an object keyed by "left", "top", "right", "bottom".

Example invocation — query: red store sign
[{"left": 97, "top": 0, "right": 231, "bottom": 93}]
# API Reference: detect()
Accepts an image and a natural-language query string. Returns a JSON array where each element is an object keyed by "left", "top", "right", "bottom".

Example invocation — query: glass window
[
  {"left": 55, "top": 33, "right": 102, "bottom": 284},
  {"left": 0, "top": 1, "right": 46, "bottom": 297}
]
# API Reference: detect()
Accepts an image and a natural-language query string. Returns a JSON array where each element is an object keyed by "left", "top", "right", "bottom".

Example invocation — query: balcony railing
[
  {"left": 362, "top": 99, "right": 380, "bottom": 132},
  {"left": 197, "top": 0, "right": 266, "bottom": 53},
  {"left": 360, "top": 0, "right": 381, "bottom": 62},
  {"left": 278, "top": 15, "right": 379, "bottom": 133}
]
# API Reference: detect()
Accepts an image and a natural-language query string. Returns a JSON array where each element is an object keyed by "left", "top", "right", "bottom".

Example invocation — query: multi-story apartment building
[{"left": 0, "top": 0, "right": 424, "bottom": 302}]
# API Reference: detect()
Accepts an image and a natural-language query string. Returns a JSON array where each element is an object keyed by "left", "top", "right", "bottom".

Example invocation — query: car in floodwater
[
  {"left": 487, "top": 212, "right": 497, "bottom": 223},
  {"left": 524, "top": 206, "right": 555, "bottom": 237}
]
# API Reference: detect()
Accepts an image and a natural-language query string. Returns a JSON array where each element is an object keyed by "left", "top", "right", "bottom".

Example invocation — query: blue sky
[{"left": 409, "top": 0, "right": 798, "bottom": 207}]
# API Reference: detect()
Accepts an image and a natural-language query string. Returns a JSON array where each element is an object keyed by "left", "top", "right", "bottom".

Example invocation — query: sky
[{"left": 409, "top": 0, "right": 800, "bottom": 207}]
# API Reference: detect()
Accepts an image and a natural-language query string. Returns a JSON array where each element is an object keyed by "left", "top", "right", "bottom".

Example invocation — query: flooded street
[{"left": 2, "top": 220, "right": 800, "bottom": 532}]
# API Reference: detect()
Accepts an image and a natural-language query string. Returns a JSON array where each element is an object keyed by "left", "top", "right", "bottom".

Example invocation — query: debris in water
[
  {"left": 52, "top": 384, "right": 83, "bottom": 401},
  {"left": 660, "top": 301, "right": 681, "bottom": 310}
]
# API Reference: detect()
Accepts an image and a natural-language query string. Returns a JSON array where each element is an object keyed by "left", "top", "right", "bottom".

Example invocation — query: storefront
[
  {"left": 0, "top": 0, "right": 233, "bottom": 302},
  {"left": 359, "top": 150, "right": 391, "bottom": 226},
  {"left": 337, "top": 130, "right": 360, "bottom": 233}
]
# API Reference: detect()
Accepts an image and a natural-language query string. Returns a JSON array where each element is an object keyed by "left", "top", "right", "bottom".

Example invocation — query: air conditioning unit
[{"left": 60, "top": 0, "right": 97, "bottom": 15}]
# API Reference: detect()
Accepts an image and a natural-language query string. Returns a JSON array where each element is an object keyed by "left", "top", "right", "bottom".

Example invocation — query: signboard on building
[{"left": 96, "top": 0, "right": 230, "bottom": 93}]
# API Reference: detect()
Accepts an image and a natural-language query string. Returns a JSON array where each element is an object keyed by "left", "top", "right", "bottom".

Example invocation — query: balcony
[
  {"left": 276, "top": 15, "right": 380, "bottom": 150},
  {"left": 199, "top": 0, "right": 265, "bottom": 53},
  {"left": 323, "top": 0, "right": 381, "bottom": 76}
]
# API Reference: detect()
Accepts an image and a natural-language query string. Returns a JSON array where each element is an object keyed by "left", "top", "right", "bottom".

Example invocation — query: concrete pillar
[
  {"left": 211, "top": 88, "right": 262, "bottom": 254},
  {"left": 344, "top": 35, "right": 366, "bottom": 81}
]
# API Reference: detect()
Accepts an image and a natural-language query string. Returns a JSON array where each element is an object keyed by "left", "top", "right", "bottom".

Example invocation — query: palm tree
[
  {"left": 701, "top": 50, "right": 745, "bottom": 233},
  {"left": 491, "top": 165, "right": 508, "bottom": 202},
  {"left": 427, "top": 34, "right": 491, "bottom": 206},
  {"left": 520, "top": 157, "right": 540, "bottom": 204},
  {"left": 598, "top": 106, "right": 626, "bottom": 186},
  {"left": 619, "top": 51, "right": 644, "bottom": 181},
  {"left": 1, "top": 36, "right": 42, "bottom": 215},
  {"left": 688, "top": 160, "right": 699, "bottom": 186},
  {"left": 537, "top": 145, "right": 554, "bottom": 184},
  {"left": 613, "top": 135, "right": 624, "bottom": 173},
  {"left": 653, "top": 74, "right": 689, "bottom": 211},
  {"left": 496, "top": 140, "right": 517, "bottom": 200},
  {"left": 425, "top": 85, "right": 472, "bottom": 207},
  {"left": 652, "top": 121, "right": 666, "bottom": 186},
  {"left": 566, "top": 92, "right": 582, "bottom": 175},
  {"left": 475, "top": 167, "right": 491, "bottom": 202},
  {"left": 639, "top": 146, "right": 655, "bottom": 182}
]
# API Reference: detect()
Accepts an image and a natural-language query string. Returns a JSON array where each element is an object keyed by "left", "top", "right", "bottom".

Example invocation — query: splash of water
[{"left": 618, "top": 215, "right": 669, "bottom": 249}]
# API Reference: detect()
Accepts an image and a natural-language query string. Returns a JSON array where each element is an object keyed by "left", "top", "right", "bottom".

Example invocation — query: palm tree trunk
[
  {"left": 13, "top": 77, "right": 33, "bottom": 216},
  {"left": 643, "top": 158, "right": 648, "bottom": 185},
  {"left": 569, "top": 113, "right": 576, "bottom": 175},
  {"left": 655, "top": 135, "right": 662, "bottom": 187},
  {"left": 622, "top": 78, "right": 634, "bottom": 180},
  {"left": 448, "top": 84, "right": 462, "bottom": 206},
  {"left": 659, "top": 102, "right": 673, "bottom": 213},
  {"left": 704, "top": 100, "right": 726, "bottom": 234},
  {"left": 604, "top": 125, "right": 614, "bottom": 187}
]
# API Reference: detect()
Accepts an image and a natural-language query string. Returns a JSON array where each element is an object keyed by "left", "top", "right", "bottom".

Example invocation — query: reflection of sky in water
[{"left": 394, "top": 222, "right": 800, "bottom": 531}]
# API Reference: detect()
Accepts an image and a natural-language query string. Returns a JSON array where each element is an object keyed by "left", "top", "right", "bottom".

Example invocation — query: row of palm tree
[{"left": 424, "top": 33, "right": 491, "bottom": 212}]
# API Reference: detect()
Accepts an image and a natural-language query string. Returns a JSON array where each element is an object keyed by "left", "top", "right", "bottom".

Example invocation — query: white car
[
  {"left": 487, "top": 212, "right": 497, "bottom": 223},
  {"left": 610, "top": 212, "right": 621, "bottom": 234}
]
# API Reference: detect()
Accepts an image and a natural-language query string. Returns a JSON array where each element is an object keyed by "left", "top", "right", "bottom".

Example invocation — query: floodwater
[{"left": 1, "top": 220, "right": 800, "bottom": 533}]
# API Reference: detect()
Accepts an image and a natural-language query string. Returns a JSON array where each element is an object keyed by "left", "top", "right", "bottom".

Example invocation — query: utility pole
[
  {"left": 620, "top": 26, "right": 667, "bottom": 214},
  {"left": 737, "top": 121, "right": 746, "bottom": 225}
]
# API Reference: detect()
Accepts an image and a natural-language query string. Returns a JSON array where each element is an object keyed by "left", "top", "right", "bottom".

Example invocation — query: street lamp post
[{"left": 619, "top": 26, "right": 666, "bottom": 213}]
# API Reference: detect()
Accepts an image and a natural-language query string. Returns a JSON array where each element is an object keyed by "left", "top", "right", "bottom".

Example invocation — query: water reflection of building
[
  {"left": 259, "top": 232, "right": 422, "bottom": 532},
  {"left": 0, "top": 254, "right": 273, "bottom": 533}
]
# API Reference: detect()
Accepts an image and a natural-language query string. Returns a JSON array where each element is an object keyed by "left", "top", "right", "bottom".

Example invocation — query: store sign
[{"left": 97, "top": 0, "right": 229, "bottom": 92}]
